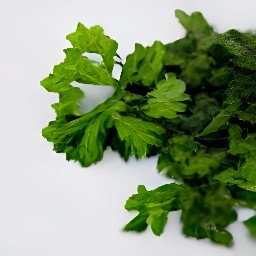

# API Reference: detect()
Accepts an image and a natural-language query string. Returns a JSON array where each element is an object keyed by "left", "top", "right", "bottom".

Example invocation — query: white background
[{"left": 1, "top": 0, "right": 256, "bottom": 255}]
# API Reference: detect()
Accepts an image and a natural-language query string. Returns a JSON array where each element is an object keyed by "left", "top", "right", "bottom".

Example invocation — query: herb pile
[{"left": 41, "top": 10, "right": 256, "bottom": 246}]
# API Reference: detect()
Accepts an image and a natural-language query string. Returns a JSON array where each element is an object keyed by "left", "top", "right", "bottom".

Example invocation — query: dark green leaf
[
  {"left": 237, "top": 105, "right": 256, "bottom": 124},
  {"left": 158, "top": 134, "right": 226, "bottom": 179},
  {"left": 211, "top": 30, "right": 256, "bottom": 71},
  {"left": 123, "top": 211, "right": 149, "bottom": 232},
  {"left": 244, "top": 215, "right": 256, "bottom": 237},
  {"left": 180, "top": 184, "right": 237, "bottom": 246},
  {"left": 197, "top": 102, "right": 240, "bottom": 137}
]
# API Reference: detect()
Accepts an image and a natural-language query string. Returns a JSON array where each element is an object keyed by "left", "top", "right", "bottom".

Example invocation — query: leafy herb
[{"left": 41, "top": 10, "right": 256, "bottom": 246}]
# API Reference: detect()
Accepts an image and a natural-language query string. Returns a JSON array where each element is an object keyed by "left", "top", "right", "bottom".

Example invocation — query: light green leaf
[
  {"left": 41, "top": 24, "right": 118, "bottom": 117},
  {"left": 41, "top": 49, "right": 117, "bottom": 116},
  {"left": 240, "top": 160, "right": 256, "bottom": 183},
  {"left": 228, "top": 125, "right": 256, "bottom": 156},
  {"left": 124, "top": 184, "right": 181, "bottom": 235},
  {"left": 78, "top": 113, "right": 113, "bottom": 167},
  {"left": 142, "top": 73, "right": 190, "bottom": 119},
  {"left": 119, "top": 41, "right": 165, "bottom": 87},
  {"left": 147, "top": 210, "right": 169, "bottom": 236},
  {"left": 43, "top": 98, "right": 128, "bottom": 167},
  {"left": 238, "top": 182, "right": 256, "bottom": 192},
  {"left": 66, "top": 23, "right": 118, "bottom": 72},
  {"left": 214, "top": 168, "right": 242, "bottom": 185},
  {"left": 42, "top": 48, "right": 117, "bottom": 88},
  {"left": 113, "top": 115, "right": 165, "bottom": 158}
]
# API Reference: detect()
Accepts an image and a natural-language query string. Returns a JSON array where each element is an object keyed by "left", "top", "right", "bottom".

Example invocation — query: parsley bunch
[{"left": 41, "top": 10, "right": 256, "bottom": 246}]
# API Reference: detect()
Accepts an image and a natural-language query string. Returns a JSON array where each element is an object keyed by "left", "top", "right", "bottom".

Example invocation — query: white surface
[{"left": 1, "top": 0, "right": 256, "bottom": 255}]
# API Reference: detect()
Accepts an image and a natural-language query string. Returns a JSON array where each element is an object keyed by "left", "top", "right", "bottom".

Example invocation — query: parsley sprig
[{"left": 41, "top": 10, "right": 256, "bottom": 246}]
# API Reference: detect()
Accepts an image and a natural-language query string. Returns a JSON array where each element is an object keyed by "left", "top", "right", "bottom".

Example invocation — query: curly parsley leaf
[
  {"left": 66, "top": 23, "right": 118, "bottom": 72},
  {"left": 41, "top": 24, "right": 118, "bottom": 118}
]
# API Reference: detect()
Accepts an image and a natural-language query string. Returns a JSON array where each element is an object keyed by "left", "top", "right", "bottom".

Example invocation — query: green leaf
[
  {"left": 77, "top": 113, "right": 113, "bottom": 167},
  {"left": 184, "top": 150, "right": 226, "bottom": 177},
  {"left": 213, "top": 167, "right": 256, "bottom": 192},
  {"left": 123, "top": 211, "right": 149, "bottom": 232},
  {"left": 214, "top": 168, "right": 243, "bottom": 185},
  {"left": 210, "top": 230, "right": 233, "bottom": 247},
  {"left": 182, "top": 54, "right": 214, "bottom": 87},
  {"left": 113, "top": 115, "right": 165, "bottom": 158},
  {"left": 66, "top": 23, "right": 118, "bottom": 72},
  {"left": 180, "top": 184, "right": 236, "bottom": 247},
  {"left": 225, "top": 72, "right": 256, "bottom": 105},
  {"left": 147, "top": 210, "right": 169, "bottom": 236},
  {"left": 164, "top": 37, "right": 195, "bottom": 67},
  {"left": 197, "top": 102, "right": 240, "bottom": 137},
  {"left": 230, "top": 186, "right": 256, "bottom": 210},
  {"left": 41, "top": 24, "right": 118, "bottom": 117},
  {"left": 42, "top": 48, "right": 117, "bottom": 89},
  {"left": 158, "top": 134, "right": 226, "bottom": 179},
  {"left": 175, "top": 10, "right": 213, "bottom": 38},
  {"left": 42, "top": 10, "right": 256, "bottom": 247},
  {"left": 119, "top": 41, "right": 165, "bottom": 87},
  {"left": 43, "top": 97, "right": 128, "bottom": 167},
  {"left": 211, "top": 30, "right": 256, "bottom": 71},
  {"left": 180, "top": 93, "right": 220, "bottom": 134},
  {"left": 142, "top": 73, "right": 190, "bottom": 119},
  {"left": 124, "top": 184, "right": 182, "bottom": 235},
  {"left": 240, "top": 160, "right": 256, "bottom": 183},
  {"left": 244, "top": 215, "right": 256, "bottom": 237},
  {"left": 52, "top": 85, "right": 84, "bottom": 117},
  {"left": 41, "top": 52, "right": 115, "bottom": 115},
  {"left": 165, "top": 93, "right": 221, "bottom": 135},
  {"left": 238, "top": 182, "right": 256, "bottom": 192},
  {"left": 237, "top": 105, "right": 256, "bottom": 124},
  {"left": 228, "top": 125, "right": 256, "bottom": 157}
]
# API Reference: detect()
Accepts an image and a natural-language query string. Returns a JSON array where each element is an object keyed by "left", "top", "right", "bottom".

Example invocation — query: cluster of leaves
[{"left": 41, "top": 10, "right": 256, "bottom": 246}]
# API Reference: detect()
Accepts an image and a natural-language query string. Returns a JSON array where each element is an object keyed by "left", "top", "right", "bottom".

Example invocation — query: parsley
[{"left": 41, "top": 10, "right": 256, "bottom": 246}]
